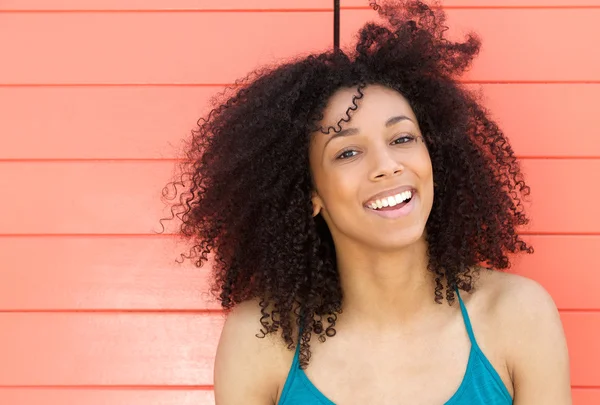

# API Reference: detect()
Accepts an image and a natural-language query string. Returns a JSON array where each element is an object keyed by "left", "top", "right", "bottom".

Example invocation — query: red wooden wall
[{"left": 0, "top": 1, "right": 599, "bottom": 404}]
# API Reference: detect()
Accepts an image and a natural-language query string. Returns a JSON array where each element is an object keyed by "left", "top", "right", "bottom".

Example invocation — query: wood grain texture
[
  {"left": 1, "top": 84, "right": 599, "bottom": 160},
  {"left": 0, "top": 235, "right": 597, "bottom": 311},
  {"left": 0, "top": 86, "right": 214, "bottom": 160},
  {"left": 0, "top": 159, "right": 596, "bottom": 234},
  {"left": 0, "top": 162, "right": 175, "bottom": 235},
  {"left": 0, "top": 313, "right": 225, "bottom": 386},
  {"left": 562, "top": 313, "right": 600, "bottom": 387},
  {"left": 572, "top": 388, "right": 600, "bottom": 405},
  {"left": 1, "top": 9, "right": 599, "bottom": 84},
  {"left": 0, "top": 237, "right": 219, "bottom": 310},
  {"left": 342, "top": 8, "right": 600, "bottom": 83},
  {"left": 0, "top": 389, "right": 214, "bottom": 405},
  {"left": 0, "top": 312, "right": 596, "bottom": 386},
  {"left": 513, "top": 236, "right": 600, "bottom": 310},
  {"left": 2, "top": 0, "right": 600, "bottom": 10}
]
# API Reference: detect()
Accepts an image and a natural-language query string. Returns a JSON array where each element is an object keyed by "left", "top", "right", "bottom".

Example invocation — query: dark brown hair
[{"left": 161, "top": 0, "right": 533, "bottom": 368}]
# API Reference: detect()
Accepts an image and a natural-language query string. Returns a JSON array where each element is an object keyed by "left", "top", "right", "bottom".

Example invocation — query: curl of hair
[{"left": 161, "top": 0, "right": 533, "bottom": 369}]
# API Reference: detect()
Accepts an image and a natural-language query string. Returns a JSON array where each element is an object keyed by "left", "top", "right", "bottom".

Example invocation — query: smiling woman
[
  {"left": 310, "top": 85, "right": 434, "bottom": 250},
  {"left": 161, "top": 0, "right": 571, "bottom": 404}
]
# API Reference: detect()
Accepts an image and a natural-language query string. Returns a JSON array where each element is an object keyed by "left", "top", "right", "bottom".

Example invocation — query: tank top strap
[
  {"left": 292, "top": 313, "right": 305, "bottom": 361},
  {"left": 455, "top": 287, "right": 479, "bottom": 347},
  {"left": 291, "top": 334, "right": 301, "bottom": 364}
]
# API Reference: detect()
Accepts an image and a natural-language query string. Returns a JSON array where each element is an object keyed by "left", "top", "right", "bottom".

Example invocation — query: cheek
[
  {"left": 410, "top": 152, "right": 434, "bottom": 203},
  {"left": 319, "top": 169, "right": 357, "bottom": 209},
  {"left": 416, "top": 150, "right": 434, "bottom": 181}
]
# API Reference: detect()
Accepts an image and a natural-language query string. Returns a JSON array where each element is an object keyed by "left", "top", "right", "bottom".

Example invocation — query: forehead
[{"left": 318, "top": 84, "right": 417, "bottom": 130}]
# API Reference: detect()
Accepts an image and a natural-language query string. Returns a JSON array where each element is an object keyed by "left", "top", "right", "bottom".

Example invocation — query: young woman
[{"left": 164, "top": 1, "right": 571, "bottom": 403}]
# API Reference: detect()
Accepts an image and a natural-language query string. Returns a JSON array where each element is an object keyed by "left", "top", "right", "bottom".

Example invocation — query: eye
[
  {"left": 391, "top": 134, "right": 417, "bottom": 145},
  {"left": 336, "top": 149, "right": 359, "bottom": 160}
]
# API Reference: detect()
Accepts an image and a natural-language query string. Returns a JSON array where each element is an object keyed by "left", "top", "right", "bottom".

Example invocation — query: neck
[{"left": 334, "top": 237, "right": 440, "bottom": 329}]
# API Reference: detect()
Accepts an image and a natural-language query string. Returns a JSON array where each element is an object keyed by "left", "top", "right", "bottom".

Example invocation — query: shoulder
[
  {"left": 474, "top": 268, "right": 559, "bottom": 319},
  {"left": 472, "top": 268, "right": 565, "bottom": 347},
  {"left": 214, "top": 299, "right": 296, "bottom": 405},
  {"left": 471, "top": 268, "right": 572, "bottom": 403}
]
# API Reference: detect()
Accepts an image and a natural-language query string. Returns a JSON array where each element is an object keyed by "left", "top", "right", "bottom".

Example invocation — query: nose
[{"left": 369, "top": 146, "right": 404, "bottom": 181}]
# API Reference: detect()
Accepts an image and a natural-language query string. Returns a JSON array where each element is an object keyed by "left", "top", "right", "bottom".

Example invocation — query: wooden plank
[
  {"left": 0, "top": 313, "right": 596, "bottom": 387},
  {"left": 0, "top": 237, "right": 219, "bottom": 310},
  {"left": 519, "top": 159, "right": 600, "bottom": 235},
  {"left": 513, "top": 236, "right": 600, "bottom": 310},
  {"left": 476, "top": 84, "right": 600, "bottom": 158},
  {"left": 0, "top": 162, "right": 176, "bottom": 235},
  {"left": 0, "top": 389, "right": 214, "bottom": 405},
  {"left": 1, "top": 9, "right": 599, "bottom": 84},
  {"left": 342, "top": 8, "right": 600, "bottom": 83},
  {"left": 0, "top": 160, "right": 597, "bottom": 235},
  {"left": 344, "top": 0, "right": 600, "bottom": 6},
  {"left": 1, "top": 84, "right": 598, "bottom": 159},
  {"left": 572, "top": 389, "right": 600, "bottom": 405},
  {"left": 2, "top": 0, "right": 599, "bottom": 11},
  {"left": 0, "top": 236, "right": 597, "bottom": 311},
  {"left": 0, "top": 11, "right": 333, "bottom": 84},
  {"left": 0, "top": 313, "right": 225, "bottom": 386},
  {"left": 562, "top": 313, "right": 600, "bottom": 387},
  {"left": 0, "top": 388, "right": 596, "bottom": 405},
  {"left": 0, "top": 86, "right": 218, "bottom": 160}
]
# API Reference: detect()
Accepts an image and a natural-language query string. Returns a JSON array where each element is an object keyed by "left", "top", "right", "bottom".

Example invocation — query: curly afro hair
[{"left": 162, "top": 0, "right": 533, "bottom": 368}]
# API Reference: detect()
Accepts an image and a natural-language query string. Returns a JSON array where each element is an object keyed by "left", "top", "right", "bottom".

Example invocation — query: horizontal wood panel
[
  {"left": 2, "top": 0, "right": 600, "bottom": 10},
  {"left": 0, "top": 87, "right": 214, "bottom": 160},
  {"left": 0, "top": 160, "right": 597, "bottom": 234},
  {"left": 513, "top": 236, "right": 600, "bottom": 309},
  {"left": 572, "top": 389, "right": 600, "bottom": 405},
  {"left": 343, "top": 9, "right": 600, "bottom": 82},
  {"left": 0, "top": 389, "right": 596, "bottom": 405},
  {"left": 479, "top": 84, "right": 600, "bottom": 158},
  {"left": 1, "top": 9, "right": 599, "bottom": 84},
  {"left": 0, "top": 162, "right": 174, "bottom": 235},
  {"left": 0, "top": 313, "right": 225, "bottom": 386},
  {"left": 0, "top": 313, "right": 596, "bottom": 386},
  {"left": 347, "top": 0, "right": 600, "bottom": 6},
  {"left": 0, "top": 389, "right": 214, "bottom": 405},
  {"left": 0, "top": 235, "right": 597, "bottom": 311},
  {"left": 563, "top": 313, "right": 600, "bottom": 387},
  {"left": 0, "top": 237, "right": 219, "bottom": 310},
  {"left": 520, "top": 159, "right": 600, "bottom": 234},
  {"left": 1, "top": 84, "right": 598, "bottom": 159}
]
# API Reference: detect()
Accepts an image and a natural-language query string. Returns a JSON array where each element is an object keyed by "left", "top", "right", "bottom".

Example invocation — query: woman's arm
[
  {"left": 503, "top": 277, "right": 572, "bottom": 404},
  {"left": 214, "top": 300, "right": 284, "bottom": 405}
]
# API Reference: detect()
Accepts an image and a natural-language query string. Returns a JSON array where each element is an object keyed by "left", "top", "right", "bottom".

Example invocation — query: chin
[{"left": 368, "top": 227, "right": 426, "bottom": 252}]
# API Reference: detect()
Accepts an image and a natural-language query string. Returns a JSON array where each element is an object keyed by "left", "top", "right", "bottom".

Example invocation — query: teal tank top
[{"left": 278, "top": 289, "right": 513, "bottom": 404}]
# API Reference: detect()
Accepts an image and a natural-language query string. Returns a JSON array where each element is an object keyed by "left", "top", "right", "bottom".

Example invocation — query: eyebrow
[{"left": 323, "top": 115, "right": 414, "bottom": 148}]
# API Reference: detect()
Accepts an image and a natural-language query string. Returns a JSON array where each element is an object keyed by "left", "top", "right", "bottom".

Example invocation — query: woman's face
[{"left": 309, "top": 84, "right": 434, "bottom": 251}]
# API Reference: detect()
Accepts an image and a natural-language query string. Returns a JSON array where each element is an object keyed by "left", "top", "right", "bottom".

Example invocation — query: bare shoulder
[
  {"left": 214, "top": 299, "right": 296, "bottom": 405},
  {"left": 472, "top": 268, "right": 572, "bottom": 404},
  {"left": 475, "top": 268, "right": 559, "bottom": 317},
  {"left": 472, "top": 268, "right": 564, "bottom": 346}
]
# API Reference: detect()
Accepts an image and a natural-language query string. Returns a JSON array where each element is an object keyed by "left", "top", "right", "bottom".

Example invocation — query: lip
[
  {"left": 363, "top": 185, "right": 416, "bottom": 207},
  {"left": 365, "top": 193, "right": 417, "bottom": 219}
]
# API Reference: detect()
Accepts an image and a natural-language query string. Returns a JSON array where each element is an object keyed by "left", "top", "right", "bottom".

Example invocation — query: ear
[{"left": 311, "top": 191, "right": 323, "bottom": 217}]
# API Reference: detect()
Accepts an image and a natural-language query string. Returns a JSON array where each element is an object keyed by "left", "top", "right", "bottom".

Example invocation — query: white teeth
[{"left": 367, "top": 190, "right": 413, "bottom": 210}]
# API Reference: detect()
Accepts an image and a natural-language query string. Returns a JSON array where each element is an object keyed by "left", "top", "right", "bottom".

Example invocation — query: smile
[
  {"left": 364, "top": 190, "right": 416, "bottom": 219},
  {"left": 366, "top": 189, "right": 413, "bottom": 210}
]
